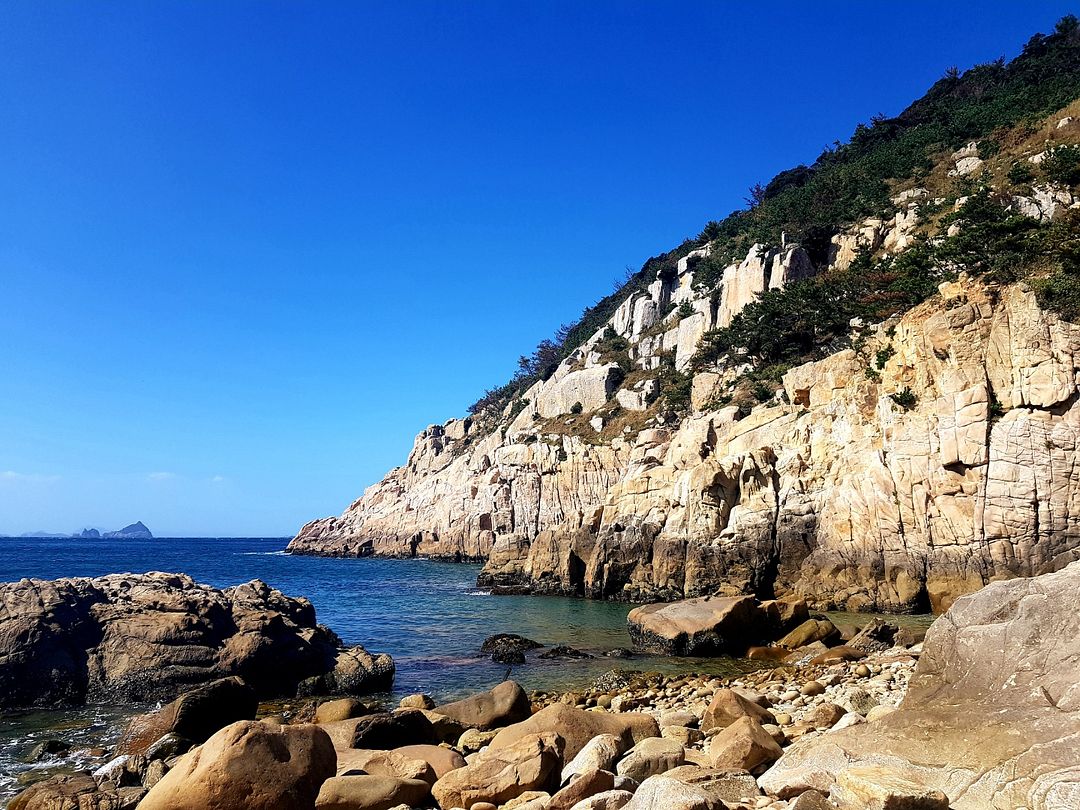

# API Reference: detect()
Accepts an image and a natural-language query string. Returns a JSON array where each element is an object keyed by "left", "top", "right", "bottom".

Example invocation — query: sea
[{"left": 0, "top": 535, "right": 781, "bottom": 798}]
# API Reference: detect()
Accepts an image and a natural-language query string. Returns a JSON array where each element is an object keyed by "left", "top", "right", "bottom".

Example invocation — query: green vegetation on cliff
[{"left": 470, "top": 16, "right": 1080, "bottom": 419}]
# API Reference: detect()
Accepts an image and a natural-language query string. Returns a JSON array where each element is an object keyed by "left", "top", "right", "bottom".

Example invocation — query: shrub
[
  {"left": 875, "top": 345, "right": 896, "bottom": 370},
  {"left": 570, "top": 402, "right": 583, "bottom": 415},
  {"left": 678, "top": 301, "right": 695, "bottom": 319},
  {"left": 1007, "top": 161, "right": 1035, "bottom": 185},
  {"left": 890, "top": 388, "right": 918, "bottom": 410},
  {"left": 1042, "top": 145, "right": 1080, "bottom": 186}
]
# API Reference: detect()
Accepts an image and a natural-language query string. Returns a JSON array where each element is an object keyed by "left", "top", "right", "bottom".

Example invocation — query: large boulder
[
  {"left": 118, "top": 677, "right": 258, "bottom": 756},
  {"left": 434, "top": 680, "right": 531, "bottom": 730},
  {"left": 489, "top": 703, "right": 659, "bottom": 761},
  {"left": 760, "top": 562, "right": 1080, "bottom": 809},
  {"left": 622, "top": 774, "right": 724, "bottom": 810},
  {"left": 701, "top": 688, "right": 774, "bottom": 732},
  {"left": 138, "top": 720, "right": 335, "bottom": 810},
  {"left": 707, "top": 716, "right": 782, "bottom": 773},
  {"left": 334, "top": 748, "right": 436, "bottom": 783},
  {"left": 430, "top": 731, "right": 563, "bottom": 809},
  {"left": 315, "top": 774, "right": 431, "bottom": 810},
  {"left": 323, "top": 710, "right": 437, "bottom": 750},
  {"left": 627, "top": 596, "right": 766, "bottom": 655},
  {"left": 0, "top": 573, "right": 394, "bottom": 708}
]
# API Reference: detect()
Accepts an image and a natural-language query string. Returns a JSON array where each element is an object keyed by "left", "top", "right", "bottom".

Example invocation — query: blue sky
[{"left": 0, "top": 2, "right": 1073, "bottom": 537}]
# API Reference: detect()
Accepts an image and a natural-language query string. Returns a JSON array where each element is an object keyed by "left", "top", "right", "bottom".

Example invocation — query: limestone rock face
[
  {"left": 760, "top": 562, "right": 1080, "bottom": 809},
  {"left": 289, "top": 273, "right": 1080, "bottom": 612},
  {"left": 0, "top": 573, "right": 393, "bottom": 708}
]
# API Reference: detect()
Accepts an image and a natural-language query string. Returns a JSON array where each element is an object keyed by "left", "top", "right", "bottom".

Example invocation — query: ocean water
[{"left": 0, "top": 536, "right": 765, "bottom": 798}]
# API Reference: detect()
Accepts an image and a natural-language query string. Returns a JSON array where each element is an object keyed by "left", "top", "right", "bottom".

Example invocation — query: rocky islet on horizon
[{"left": 15, "top": 521, "right": 154, "bottom": 540}]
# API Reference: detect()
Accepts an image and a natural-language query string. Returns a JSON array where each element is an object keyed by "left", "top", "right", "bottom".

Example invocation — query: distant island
[{"left": 19, "top": 522, "right": 154, "bottom": 540}]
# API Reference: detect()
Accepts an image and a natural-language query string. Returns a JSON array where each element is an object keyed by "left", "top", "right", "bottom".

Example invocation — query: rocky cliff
[{"left": 290, "top": 35, "right": 1080, "bottom": 614}]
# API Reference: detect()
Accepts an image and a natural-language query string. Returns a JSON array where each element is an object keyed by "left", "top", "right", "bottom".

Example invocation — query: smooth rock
[
  {"left": 701, "top": 689, "right": 773, "bottom": 732},
  {"left": 430, "top": 731, "right": 563, "bottom": 810},
  {"left": 490, "top": 704, "right": 659, "bottom": 761},
  {"left": 138, "top": 720, "right": 335, "bottom": 810},
  {"left": 435, "top": 680, "right": 532, "bottom": 731},
  {"left": 615, "top": 737, "right": 685, "bottom": 781},
  {"left": 707, "top": 717, "right": 782, "bottom": 773},
  {"left": 315, "top": 774, "right": 430, "bottom": 810},
  {"left": 562, "top": 734, "right": 628, "bottom": 784},
  {"left": 621, "top": 774, "right": 724, "bottom": 810}
]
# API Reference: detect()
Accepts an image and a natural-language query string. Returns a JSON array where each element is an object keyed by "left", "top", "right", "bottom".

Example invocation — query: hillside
[{"left": 289, "top": 17, "right": 1080, "bottom": 614}]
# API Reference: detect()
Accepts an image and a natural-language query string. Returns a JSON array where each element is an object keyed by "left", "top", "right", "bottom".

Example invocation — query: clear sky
[{"left": 0, "top": 2, "right": 1073, "bottom": 537}]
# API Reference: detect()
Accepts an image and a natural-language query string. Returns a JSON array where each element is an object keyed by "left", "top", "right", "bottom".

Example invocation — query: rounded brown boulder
[
  {"left": 489, "top": 703, "right": 659, "bottom": 761},
  {"left": 433, "top": 679, "right": 531, "bottom": 730},
  {"left": 315, "top": 774, "right": 431, "bottom": 810},
  {"left": 138, "top": 720, "right": 336, "bottom": 810}
]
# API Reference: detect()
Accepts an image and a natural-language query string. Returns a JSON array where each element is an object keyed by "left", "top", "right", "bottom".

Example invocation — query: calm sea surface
[{"left": 0, "top": 536, "right": 773, "bottom": 797}]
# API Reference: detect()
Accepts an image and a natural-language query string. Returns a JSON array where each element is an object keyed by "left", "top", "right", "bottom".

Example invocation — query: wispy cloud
[
  {"left": 209, "top": 475, "right": 226, "bottom": 483},
  {"left": 148, "top": 471, "right": 176, "bottom": 481},
  {"left": 0, "top": 470, "right": 60, "bottom": 484}
]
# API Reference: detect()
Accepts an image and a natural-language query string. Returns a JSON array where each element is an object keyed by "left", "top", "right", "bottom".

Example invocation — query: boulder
[
  {"left": 615, "top": 737, "right": 685, "bottom": 781},
  {"left": 315, "top": 775, "right": 431, "bottom": 810},
  {"left": 393, "top": 743, "right": 466, "bottom": 778},
  {"left": 398, "top": 693, "right": 435, "bottom": 710},
  {"left": 549, "top": 768, "right": 615, "bottom": 810},
  {"left": 776, "top": 619, "right": 840, "bottom": 649},
  {"left": 622, "top": 774, "right": 724, "bottom": 810},
  {"left": 8, "top": 774, "right": 144, "bottom": 810},
  {"left": 480, "top": 634, "right": 544, "bottom": 664},
  {"left": 334, "top": 748, "right": 436, "bottom": 783},
  {"left": 490, "top": 703, "right": 659, "bottom": 761},
  {"left": 707, "top": 717, "right": 782, "bottom": 773},
  {"left": 830, "top": 765, "right": 949, "bottom": 809},
  {"left": 760, "top": 562, "right": 1080, "bottom": 809},
  {"left": 569, "top": 790, "right": 634, "bottom": 810},
  {"left": 116, "top": 677, "right": 257, "bottom": 757},
  {"left": 562, "top": 734, "right": 628, "bottom": 783},
  {"left": 317, "top": 698, "right": 372, "bottom": 724},
  {"left": 627, "top": 596, "right": 766, "bottom": 655},
  {"left": 430, "top": 731, "right": 563, "bottom": 809},
  {"left": 138, "top": 720, "right": 335, "bottom": 810},
  {"left": 0, "top": 573, "right": 394, "bottom": 708},
  {"left": 700, "top": 688, "right": 773, "bottom": 732},
  {"left": 435, "top": 680, "right": 532, "bottom": 730},
  {"left": 663, "top": 766, "right": 761, "bottom": 804},
  {"left": 417, "top": 708, "right": 467, "bottom": 743},
  {"left": 332, "top": 710, "right": 437, "bottom": 749},
  {"left": 847, "top": 619, "right": 898, "bottom": 653}
]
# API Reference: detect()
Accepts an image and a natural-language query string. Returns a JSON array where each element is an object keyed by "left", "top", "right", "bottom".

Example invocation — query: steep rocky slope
[{"left": 290, "top": 24, "right": 1080, "bottom": 613}]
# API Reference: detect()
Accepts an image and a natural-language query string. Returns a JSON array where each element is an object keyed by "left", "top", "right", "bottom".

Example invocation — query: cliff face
[
  {"left": 290, "top": 65, "right": 1080, "bottom": 612},
  {"left": 290, "top": 256, "right": 1080, "bottom": 613}
]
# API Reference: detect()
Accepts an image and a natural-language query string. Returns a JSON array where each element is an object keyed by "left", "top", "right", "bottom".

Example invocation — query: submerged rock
[{"left": 480, "top": 633, "right": 544, "bottom": 664}]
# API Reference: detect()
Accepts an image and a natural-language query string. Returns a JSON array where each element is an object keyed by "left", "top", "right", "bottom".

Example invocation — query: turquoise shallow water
[{"left": 0, "top": 536, "right": 765, "bottom": 798}]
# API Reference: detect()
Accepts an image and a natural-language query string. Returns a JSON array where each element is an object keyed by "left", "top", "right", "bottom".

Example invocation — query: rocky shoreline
[
  {"left": 0, "top": 573, "right": 394, "bottom": 709},
  {"left": 5, "top": 562, "right": 1077, "bottom": 809}
]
